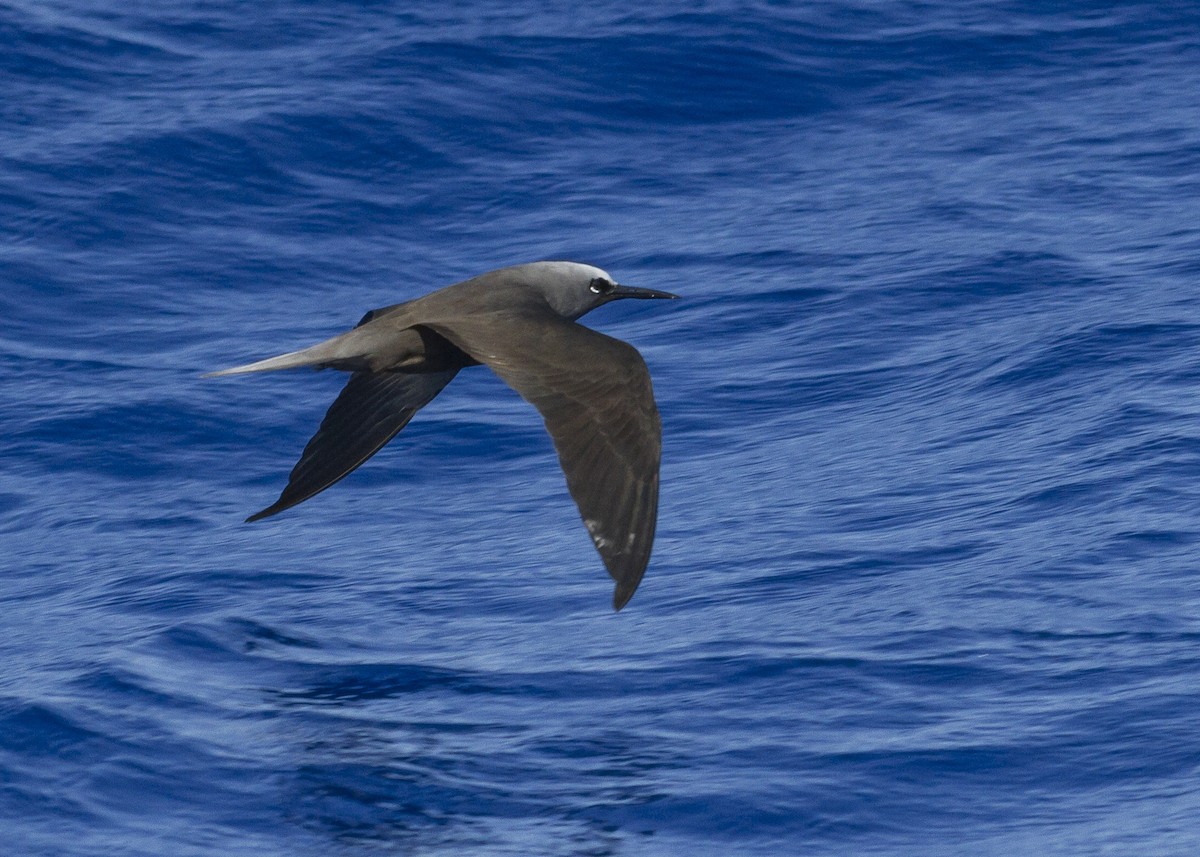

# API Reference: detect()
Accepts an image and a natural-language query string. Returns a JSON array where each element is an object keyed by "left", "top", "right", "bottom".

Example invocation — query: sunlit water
[{"left": 3, "top": 2, "right": 1200, "bottom": 854}]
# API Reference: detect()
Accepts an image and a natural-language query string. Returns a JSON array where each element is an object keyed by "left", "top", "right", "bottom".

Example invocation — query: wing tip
[
  {"left": 611, "top": 578, "right": 640, "bottom": 611},
  {"left": 245, "top": 503, "right": 284, "bottom": 523}
]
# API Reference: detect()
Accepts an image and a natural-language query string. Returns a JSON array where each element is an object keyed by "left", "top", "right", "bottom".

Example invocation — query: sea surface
[{"left": 3, "top": 1, "right": 1200, "bottom": 854}]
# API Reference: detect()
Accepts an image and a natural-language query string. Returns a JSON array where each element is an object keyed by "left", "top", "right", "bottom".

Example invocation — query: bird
[{"left": 208, "top": 261, "right": 678, "bottom": 610}]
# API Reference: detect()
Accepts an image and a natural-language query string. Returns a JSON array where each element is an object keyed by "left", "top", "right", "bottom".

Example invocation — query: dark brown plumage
[{"left": 208, "top": 261, "right": 677, "bottom": 610}]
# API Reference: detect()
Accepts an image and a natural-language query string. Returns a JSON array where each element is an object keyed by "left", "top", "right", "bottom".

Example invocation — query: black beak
[{"left": 609, "top": 284, "right": 681, "bottom": 300}]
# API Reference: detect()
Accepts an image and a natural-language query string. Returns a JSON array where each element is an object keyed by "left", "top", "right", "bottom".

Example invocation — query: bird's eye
[{"left": 589, "top": 278, "right": 611, "bottom": 295}]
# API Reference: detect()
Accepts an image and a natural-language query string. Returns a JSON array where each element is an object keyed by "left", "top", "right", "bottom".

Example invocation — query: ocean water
[{"left": 3, "top": 1, "right": 1200, "bottom": 854}]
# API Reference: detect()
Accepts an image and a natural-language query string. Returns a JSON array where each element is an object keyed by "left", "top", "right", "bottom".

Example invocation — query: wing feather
[
  {"left": 247, "top": 368, "right": 458, "bottom": 521},
  {"left": 426, "top": 310, "right": 662, "bottom": 609}
]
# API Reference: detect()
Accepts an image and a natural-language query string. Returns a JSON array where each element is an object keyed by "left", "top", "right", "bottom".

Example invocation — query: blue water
[{"left": 4, "top": 1, "right": 1200, "bottom": 854}]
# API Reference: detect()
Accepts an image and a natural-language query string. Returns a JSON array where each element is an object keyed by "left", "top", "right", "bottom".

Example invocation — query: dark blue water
[{"left": 4, "top": 1, "right": 1200, "bottom": 854}]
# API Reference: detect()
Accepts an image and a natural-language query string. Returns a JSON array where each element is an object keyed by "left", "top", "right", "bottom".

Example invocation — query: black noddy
[{"left": 208, "top": 261, "right": 678, "bottom": 610}]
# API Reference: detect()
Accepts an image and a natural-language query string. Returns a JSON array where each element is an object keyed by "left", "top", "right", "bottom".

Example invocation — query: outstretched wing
[
  {"left": 247, "top": 368, "right": 458, "bottom": 522},
  {"left": 427, "top": 310, "right": 662, "bottom": 610}
]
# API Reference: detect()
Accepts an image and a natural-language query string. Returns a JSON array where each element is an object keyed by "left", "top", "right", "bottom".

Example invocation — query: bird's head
[{"left": 519, "top": 261, "right": 679, "bottom": 320}]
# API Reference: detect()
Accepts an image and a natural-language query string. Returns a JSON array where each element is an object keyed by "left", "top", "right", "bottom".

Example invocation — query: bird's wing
[
  {"left": 247, "top": 368, "right": 458, "bottom": 522},
  {"left": 425, "top": 310, "right": 662, "bottom": 610}
]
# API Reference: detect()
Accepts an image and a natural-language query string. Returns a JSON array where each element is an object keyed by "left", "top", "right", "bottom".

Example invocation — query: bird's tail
[
  {"left": 204, "top": 330, "right": 370, "bottom": 377},
  {"left": 204, "top": 346, "right": 325, "bottom": 377}
]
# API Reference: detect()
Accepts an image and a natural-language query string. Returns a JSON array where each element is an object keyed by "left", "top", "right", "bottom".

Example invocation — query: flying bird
[{"left": 208, "top": 261, "right": 677, "bottom": 610}]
